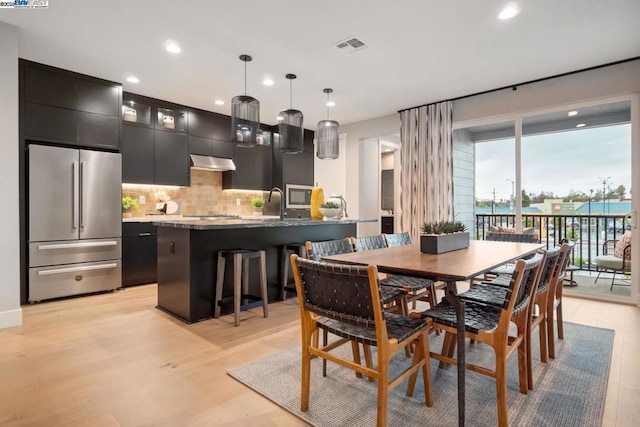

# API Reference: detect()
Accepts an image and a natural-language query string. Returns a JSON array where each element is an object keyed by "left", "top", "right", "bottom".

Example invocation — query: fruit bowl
[{"left": 319, "top": 207, "right": 342, "bottom": 219}]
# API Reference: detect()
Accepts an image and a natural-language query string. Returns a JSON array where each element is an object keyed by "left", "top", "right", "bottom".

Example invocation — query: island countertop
[
  {"left": 155, "top": 217, "right": 371, "bottom": 323},
  {"left": 152, "top": 217, "right": 376, "bottom": 230}
]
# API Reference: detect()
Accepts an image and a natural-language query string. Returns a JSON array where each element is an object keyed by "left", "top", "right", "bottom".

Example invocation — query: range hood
[{"left": 190, "top": 154, "right": 236, "bottom": 171}]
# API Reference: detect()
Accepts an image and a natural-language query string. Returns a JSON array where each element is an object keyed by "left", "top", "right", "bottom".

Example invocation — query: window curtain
[{"left": 399, "top": 101, "right": 454, "bottom": 240}]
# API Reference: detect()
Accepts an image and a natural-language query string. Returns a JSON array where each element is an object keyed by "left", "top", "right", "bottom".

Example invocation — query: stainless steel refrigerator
[{"left": 28, "top": 144, "right": 122, "bottom": 302}]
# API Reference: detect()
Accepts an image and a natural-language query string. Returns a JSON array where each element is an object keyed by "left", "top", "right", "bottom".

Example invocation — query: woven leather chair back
[
  {"left": 307, "top": 238, "right": 354, "bottom": 261},
  {"left": 504, "top": 252, "right": 545, "bottom": 311},
  {"left": 384, "top": 232, "right": 412, "bottom": 247},
  {"left": 294, "top": 257, "right": 377, "bottom": 328},
  {"left": 353, "top": 235, "right": 387, "bottom": 252},
  {"left": 536, "top": 246, "right": 561, "bottom": 293}
]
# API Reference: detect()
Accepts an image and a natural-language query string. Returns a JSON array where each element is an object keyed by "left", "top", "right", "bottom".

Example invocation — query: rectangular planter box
[{"left": 420, "top": 232, "right": 470, "bottom": 254}]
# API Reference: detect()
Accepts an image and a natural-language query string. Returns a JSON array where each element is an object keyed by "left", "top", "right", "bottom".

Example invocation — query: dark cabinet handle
[
  {"left": 138, "top": 233, "right": 152, "bottom": 237},
  {"left": 170, "top": 242, "right": 175, "bottom": 254}
]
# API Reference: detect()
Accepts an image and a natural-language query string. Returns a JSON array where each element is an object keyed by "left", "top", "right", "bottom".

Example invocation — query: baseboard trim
[{"left": 0, "top": 308, "right": 23, "bottom": 329}]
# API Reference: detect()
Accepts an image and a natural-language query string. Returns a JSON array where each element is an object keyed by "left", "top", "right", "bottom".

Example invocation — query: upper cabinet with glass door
[{"left": 122, "top": 93, "right": 152, "bottom": 127}]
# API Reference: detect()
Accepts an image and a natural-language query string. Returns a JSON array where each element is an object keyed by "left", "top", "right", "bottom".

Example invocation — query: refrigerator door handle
[
  {"left": 80, "top": 161, "right": 86, "bottom": 228},
  {"left": 37, "top": 241, "right": 119, "bottom": 250},
  {"left": 72, "top": 161, "right": 79, "bottom": 229},
  {"left": 37, "top": 263, "right": 119, "bottom": 276}
]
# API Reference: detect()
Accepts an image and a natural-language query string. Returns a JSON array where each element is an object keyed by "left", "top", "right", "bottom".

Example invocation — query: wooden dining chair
[
  {"left": 463, "top": 247, "right": 560, "bottom": 389},
  {"left": 383, "top": 232, "right": 443, "bottom": 307},
  {"left": 305, "top": 239, "right": 407, "bottom": 313},
  {"left": 414, "top": 253, "right": 545, "bottom": 427},
  {"left": 547, "top": 243, "right": 571, "bottom": 359},
  {"left": 306, "top": 238, "right": 410, "bottom": 368},
  {"left": 290, "top": 255, "right": 434, "bottom": 427},
  {"left": 353, "top": 235, "right": 437, "bottom": 311}
]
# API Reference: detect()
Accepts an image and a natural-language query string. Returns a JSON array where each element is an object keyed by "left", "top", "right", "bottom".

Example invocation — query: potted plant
[
  {"left": 319, "top": 201, "right": 342, "bottom": 219},
  {"left": 420, "top": 220, "right": 469, "bottom": 254},
  {"left": 251, "top": 197, "right": 264, "bottom": 215},
  {"left": 122, "top": 196, "right": 139, "bottom": 218}
]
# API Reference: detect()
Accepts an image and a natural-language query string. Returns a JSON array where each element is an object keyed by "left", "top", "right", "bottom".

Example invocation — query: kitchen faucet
[{"left": 268, "top": 187, "right": 284, "bottom": 220}]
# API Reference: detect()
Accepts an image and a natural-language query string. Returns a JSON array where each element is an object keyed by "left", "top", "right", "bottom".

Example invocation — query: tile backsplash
[{"left": 122, "top": 169, "right": 279, "bottom": 217}]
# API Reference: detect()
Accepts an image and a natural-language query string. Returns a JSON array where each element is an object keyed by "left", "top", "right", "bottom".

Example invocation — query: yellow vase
[{"left": 310, "top": 187, "right": 325, "bottom": 219}]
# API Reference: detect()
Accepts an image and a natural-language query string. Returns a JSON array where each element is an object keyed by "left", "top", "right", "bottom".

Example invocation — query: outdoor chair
[
  {"left": 290, "top": 256, "right": 434, "bottom": 427},
  {"left": 414, "top": 253, "right": 545, "bottom": 427},
  {"left": 470, "top": 231, "right": 540, "bottom": 285},
  {"left": 594, "top": 231, "right": 632, "bottom": 291}
]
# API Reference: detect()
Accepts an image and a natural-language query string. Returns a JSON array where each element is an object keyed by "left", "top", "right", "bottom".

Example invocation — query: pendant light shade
[
  {"left": 279, "top": 74, "right": 304, "bottom": 154},
  {"left": 231, "top": 55, "right": 259, "bottom": 147},
  {"left": 316, "top": 88, "right": 339, "bottom": 159}
]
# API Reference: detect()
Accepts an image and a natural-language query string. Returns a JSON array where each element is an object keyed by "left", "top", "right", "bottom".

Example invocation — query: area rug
[{"left": 228, "top": 322, "right": 613, "bottom": 426}]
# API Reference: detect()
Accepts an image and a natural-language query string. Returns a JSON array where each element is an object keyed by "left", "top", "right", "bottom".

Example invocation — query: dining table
[{"left": 324, "top": 239, "right": 543, "bottom": 427}]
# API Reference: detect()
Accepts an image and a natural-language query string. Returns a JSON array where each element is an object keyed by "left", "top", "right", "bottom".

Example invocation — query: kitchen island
[{"left": 153, "top": 217, "right": 375, "bottom": 323}]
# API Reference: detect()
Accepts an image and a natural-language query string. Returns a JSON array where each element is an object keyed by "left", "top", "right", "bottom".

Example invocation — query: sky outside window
[{"left": 476, "top": 124, "right": 631, "bottom": 204}]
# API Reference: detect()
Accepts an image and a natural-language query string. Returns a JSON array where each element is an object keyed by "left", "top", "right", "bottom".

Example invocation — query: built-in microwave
[{"left": 285, "top": 184, "right": 313, "bottom": 209}]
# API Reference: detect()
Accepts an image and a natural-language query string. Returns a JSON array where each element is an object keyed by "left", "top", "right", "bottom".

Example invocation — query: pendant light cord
[
  {"left": 326, "top": 92, "right": 330, "bottom": 120},
  {"left": 244, "top": 60, "right": 247, "bottom": 95},
  {"left": 290, "top": 79, "right": 293, "bottom": 109}
]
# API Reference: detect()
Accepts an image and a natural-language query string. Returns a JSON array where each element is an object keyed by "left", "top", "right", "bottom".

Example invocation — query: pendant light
[
  {"left": 278, "top": 74, "right": 304, "bottom": 154},
  {"left": 316, "top": 88, "right": 339, "bottom": 159},
  {"left": 231, "top": 54, "right": 259, "bottom": 147}
]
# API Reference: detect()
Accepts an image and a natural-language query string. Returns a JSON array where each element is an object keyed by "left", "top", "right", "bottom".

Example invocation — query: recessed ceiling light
[
  {"left": 262, "top": 78, "right": 274, "bottom": 86},
  {"left": 276, "top": 115, "right": 284, "bottom": 121},
  {"left": 326, "top": 101, "right": 336, "bottom": 107},
  {"left": 568, "top": 110, "right": 578, "bottom": 116},
  {"left": 498, "top": 3, "right": 520, "bottom": 20},
  {"left": 165, "top": 42, "right": 181, "bottom": 54},
  {"left": 576, "top": 123, "right": 586, "bottom": 128},
  {"left": 384, "top": 148, "right": 392, "bottom": 152},
  {"left": 214, "top": 99, "right": 224, "bottom": 106},
  {"left": 126, "top": 76, "right": 140, "bottom": 84}
]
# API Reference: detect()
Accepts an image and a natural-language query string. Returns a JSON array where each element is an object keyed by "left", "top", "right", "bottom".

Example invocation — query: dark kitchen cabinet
[
  {"left": 121, "top": 124, "right": 155, "bottom": 183},
  {"left": 76, "top": 111, "right": 119, "bottom": 147},
  {"left": 381, "top": 216, "right": 394, "bottom": 234},
  {"left": 274, "top": 130, "right": 315, "bottom": 188},
  {"left": 122, "top": 222, "right": 157, "bottom": 286},
  {"left": 75, "top": 79, "right": 120, "bottom": 117},
  {"left": 155, "top": 130, "right": 190, "bottom": 186},
  {"left": 188, "top": 135, "right": 233, "bottom": 158},
  {"left": 187, "top": 109, "right": 233, "bottom": 158},
  {"left": 189, "top": 109, "right": 230, "bottom": 141},
  {"left": 222, "top": 144, "right": 272, "bottom": 190},
  {"left": 21, "top": 60, "right": 121, "bottom": 150},
  {"left": 24, "top": 66, "right": 75, "bottom": 109},
  {"left": 120, "top": 92, "right": 190, "bottom": 186},
  {"left": 24, "top": 103, "right": 77, "bottom": 142}
]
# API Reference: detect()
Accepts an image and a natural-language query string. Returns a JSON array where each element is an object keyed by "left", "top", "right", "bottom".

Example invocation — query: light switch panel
[{"left": 139, "top": 195, "right": 146, "bottom": 204}]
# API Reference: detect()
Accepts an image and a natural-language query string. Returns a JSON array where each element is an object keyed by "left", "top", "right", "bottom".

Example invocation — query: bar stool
[
  {"left": 280, "top": 243, "right": 308, "bottom": 300},
  {"left": 214, "top": 249, "right": 268, "bottom": 327}
]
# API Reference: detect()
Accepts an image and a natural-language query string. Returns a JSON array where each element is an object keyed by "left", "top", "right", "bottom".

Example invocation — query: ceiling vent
[{"left": 335, "top": 37, "right": 368, "bottom": 55}]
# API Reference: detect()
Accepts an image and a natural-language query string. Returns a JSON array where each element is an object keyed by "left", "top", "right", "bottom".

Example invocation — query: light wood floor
[{"left": 1, "top": 284, "right": 638, "bottom": 426}]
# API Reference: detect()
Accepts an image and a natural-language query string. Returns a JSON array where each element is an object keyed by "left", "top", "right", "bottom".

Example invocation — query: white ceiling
[{"left": 1, "top": 0, "right": 639, "bottom": 128}]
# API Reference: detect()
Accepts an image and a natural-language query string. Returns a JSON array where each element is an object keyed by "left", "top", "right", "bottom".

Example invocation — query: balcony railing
[{"left": 475, "top": 213, "right": 630, "bottom": 271}]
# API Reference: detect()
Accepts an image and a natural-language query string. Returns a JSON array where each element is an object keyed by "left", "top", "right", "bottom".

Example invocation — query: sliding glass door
[{"left": 454, "top": 96, "right": 637, "bottom": 304}]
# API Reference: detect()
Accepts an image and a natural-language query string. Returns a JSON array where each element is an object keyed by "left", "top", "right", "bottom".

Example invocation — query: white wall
[
  {"left": 314, "top": 133, "right": 347, "bottom": 198},
  {"left": 0, "top": 22, "right": 22, "bottom": 329},
  {"left": 358, "top": 138, "right": 380, "bottom": 237},
  {"left": 340, "top": 113, "right": 399, "bottom": 235},
  {"left": 454, "top": 59, "right": 640, "bottom": 124}
]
